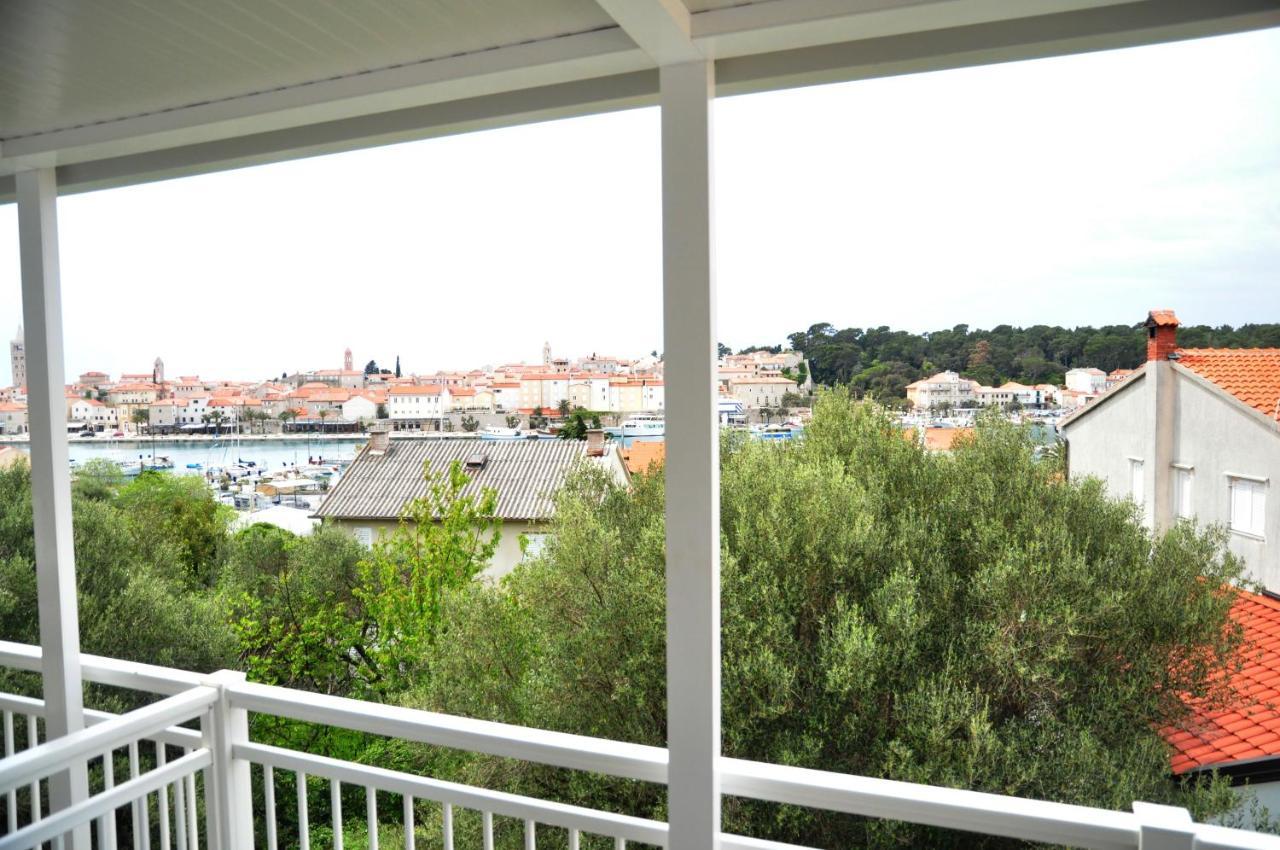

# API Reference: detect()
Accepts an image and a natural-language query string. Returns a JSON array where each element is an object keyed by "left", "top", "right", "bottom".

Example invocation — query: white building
[
  {"left": 1064, "top": 367, "right": 1108, "bottom": 395},
  {"left": 387, "top": 385, "right": 450, "bottom": 428},
  {"left": 905, "top": 371, "right": 977, "bottom": 410},
  {"left": 1061, "top": 311, "right": 1280, "bottom": 591},
  {"left": 0, "top": 401, "right": 27, "bottom": 434},
  {"left": 727, "top": 376, "right": 797, "bottom": 409},
  {"left": 342, "top": 393, "right": 379, "bottom": 423}
]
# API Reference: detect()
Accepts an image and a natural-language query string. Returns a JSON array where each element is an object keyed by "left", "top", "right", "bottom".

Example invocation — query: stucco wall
[
  {"left": 328, "top": 517, "right": 547, "bottom": 581},
  {"left": 1063, "top": 365, "right": 1280, "bottom": 590}
]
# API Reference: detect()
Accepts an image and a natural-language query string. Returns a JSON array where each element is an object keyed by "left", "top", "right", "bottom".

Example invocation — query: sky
[{"left": 1, "top": 27, "right": 1277, "bottom": 384}]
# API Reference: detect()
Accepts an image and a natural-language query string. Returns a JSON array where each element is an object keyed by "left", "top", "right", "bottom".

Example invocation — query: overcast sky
[{"left": 1, "top": 27, "right": 1277, "bottom": 384}]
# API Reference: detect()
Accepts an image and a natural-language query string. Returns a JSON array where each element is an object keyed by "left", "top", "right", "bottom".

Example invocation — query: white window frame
[
  {"left": 1129, "top": 457, "right": 1144, "bottom": 506},
  {"left": 1173, "top": 464, "right": 1193, "bottom": 520},
  {"left": 1228, "top": 475, "right": 1267, "bottom": 540}
]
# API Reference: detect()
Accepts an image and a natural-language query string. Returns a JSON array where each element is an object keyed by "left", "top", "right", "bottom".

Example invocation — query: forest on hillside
[{"left": 784, "top": 321, "right": 1280, "bottom": 400}]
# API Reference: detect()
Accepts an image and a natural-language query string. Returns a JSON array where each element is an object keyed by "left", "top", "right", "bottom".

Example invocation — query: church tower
[
  {"left": 153, "top": 356, "right": 164, "bottom": 384},
  {"left": 542, "top": 341, "right": 551, "bottom": 368},
  {"left": 344, "top": 347, "right": 353, "bottom": 371},
  {"left": 9, "top": 327, "right": 25, "bottom": 389}
]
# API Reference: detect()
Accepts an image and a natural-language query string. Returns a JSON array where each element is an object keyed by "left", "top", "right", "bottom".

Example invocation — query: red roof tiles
[
  {"left": 1164, "top": 590, "right": 1280, "bottom": 774},
  {"left": 1176, "top": 348, "right": 1280, "bottom": 420}
]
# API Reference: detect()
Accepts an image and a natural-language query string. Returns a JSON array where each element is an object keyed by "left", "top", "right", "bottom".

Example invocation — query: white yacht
[
  {"left": 479, "top": 426, "right": 524, "bottom": 441},
  {"left": 620, "top": 413, "right": 665, "bottom": 437}
]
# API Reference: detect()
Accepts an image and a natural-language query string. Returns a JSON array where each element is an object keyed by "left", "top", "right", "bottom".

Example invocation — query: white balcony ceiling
[{"left": 1, "top": 0, "right": 1277, "bottom": 198}]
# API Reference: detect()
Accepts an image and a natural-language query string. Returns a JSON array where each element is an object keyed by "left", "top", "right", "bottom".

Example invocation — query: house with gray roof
[{"left": 314, "top": 432, "right": 628, "bottom": 578}]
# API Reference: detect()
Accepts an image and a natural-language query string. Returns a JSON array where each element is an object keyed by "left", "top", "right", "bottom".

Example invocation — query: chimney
[
  {"left": 1144, "top": 309, "right": 1179, "bottom": 362},
  {"left": 586, "top": 428, "right": 606, "bottom": 457},
  {"left": 368, "top": 422, "right": 391, "bottom": 455}
]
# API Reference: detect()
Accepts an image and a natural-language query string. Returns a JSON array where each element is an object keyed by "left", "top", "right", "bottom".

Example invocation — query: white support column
[
  {"left": 202, "top": 670, "right": 255, "bottom": 850},
  {"left": 660, "top": 59, "right": 720, "bottom": 850},
  {"left": 17, "top": 168, "right": 89, "bottom": 848}
]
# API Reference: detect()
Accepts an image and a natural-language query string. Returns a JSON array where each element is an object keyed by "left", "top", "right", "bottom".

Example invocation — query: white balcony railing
[{"left": 1, "top": 640, "right": 1277, "bottom": 850}]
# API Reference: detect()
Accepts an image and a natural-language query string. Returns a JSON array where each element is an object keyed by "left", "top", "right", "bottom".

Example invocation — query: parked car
[
  {"left": 79, "top": 431, "right": 95, "bottom": 438},
  {"left": 112, "top": 431, "right": 124, "bottom": 437}
]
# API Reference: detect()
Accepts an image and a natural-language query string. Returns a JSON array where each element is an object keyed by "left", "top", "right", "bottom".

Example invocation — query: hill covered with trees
[{"left": 785, "top": 321, "right": 1280, "bottom": 400}]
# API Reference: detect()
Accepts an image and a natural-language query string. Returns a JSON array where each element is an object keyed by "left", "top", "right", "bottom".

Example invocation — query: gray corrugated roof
[{"left": 315, "top": 438, "right": 593, "bottom": 522}]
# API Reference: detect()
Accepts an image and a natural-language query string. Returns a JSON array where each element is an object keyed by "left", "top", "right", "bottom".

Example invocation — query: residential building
[
  {"left": 727, "top": 376, "right": 797, "bottom": 409},
  {"left": 0, "top": 401, "right": 27, "bottom": 434},
  {"left": 1061, "top": 310, "right": 1280, "bottom": 591},
  {"left": 77, "top": 370, "right": 110, "bottom": 388},
  {"left": 905, "top": 371, "right": 977, "bottom": 410},
  {"left": 975, "top": 381, "right": 1044, "bottom": 409},
  {"left": 315, "top": 434, "right": 627, "bottom": 578},
  {"left": 341, "top": 392, "right": 380, "bottom": 423},
  {"left": 1064, "top": 367, "right": 1108, "bottom": 395},
  {"left": 387, "top": 385, "right": 450, "bottom": 428},
  {"left": 491, "top": 382, "right": 520, "bottom": 412}
]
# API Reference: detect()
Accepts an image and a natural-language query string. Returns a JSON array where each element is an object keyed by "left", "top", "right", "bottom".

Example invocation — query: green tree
[
  {"left": 395, "top": 356, "right": 402, "bottom": 379},
  {"left": 557, "top": 399, "right": 572, "bottom": 418},
  {"left": 505, "top": 415, "right": 521, "bottom": 430},
  {"left": 355, "top": 460, "right": 501, "bottom": 696},
  {"left": 460, "top": 415, "right": 479, "bottom": 432},
  {"left": 114, "top": 472, "right": 235, "bottom": 587},
  {"left": 419, "top": 391, "right": 1247, "bottom": 847},
  {"left": 529, "top": 407, "right": 548, "bottom": 429},
  {"left": 376, "top": 403, "right": 388, "bottom": 420},
  {"left": 278, "top": 409, "right": 298, "bottom": 430},
  {"left": 130, "top": 407, "right": 149, "bottom": 434},
  {"left": 364, "top": 360, "right": 379, "bottom": 375}
]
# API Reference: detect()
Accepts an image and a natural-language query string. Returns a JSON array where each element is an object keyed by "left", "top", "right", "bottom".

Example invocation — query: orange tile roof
[
  {"left": 1147, "top": 309, "right": 1180, "bottom": 327},
  {"left": 1176, "top": 348, "right": 1280, "bottom": 420},
  {"left": 388, "top": 385, "right": 443, "bottom": 395},
  {"left": 622, "top": 441, "right": 665, "bottom": 475},
  {"left": 1165, "top": 589, "right": 1280, "bottom": 774}
]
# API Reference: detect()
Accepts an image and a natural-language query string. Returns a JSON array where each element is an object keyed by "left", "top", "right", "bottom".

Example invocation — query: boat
[
  {"left": 620, "top": 413, "right": 665, "bottom": 437},
  {"left": 186, "top": 462, "right": 202, "bottom": 469},
  {"left": 479, "top": 426, "right": 524, "bottom": 440}
]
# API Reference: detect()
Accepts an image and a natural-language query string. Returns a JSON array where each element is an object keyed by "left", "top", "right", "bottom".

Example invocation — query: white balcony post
[
  {"left": 660, "top": 59, "right": 720, "bottom": 850},
  {"left": 202, "top": 669, "right": 255, "bottom": 849},
  {"left": 17, "top": 167, "right": 90, "bottom": 849},
  {"left": 1133, "top": 802, "right": 1195, "bottom": 850}
]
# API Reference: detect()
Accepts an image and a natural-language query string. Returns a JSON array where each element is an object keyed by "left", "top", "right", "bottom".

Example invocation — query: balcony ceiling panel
[{"left": 0, "top": 0, "right": 614, "bottom": 142}]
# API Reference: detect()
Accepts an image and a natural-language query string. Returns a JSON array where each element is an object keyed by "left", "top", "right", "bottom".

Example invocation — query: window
[
  {"left": 1229, "top": 477, "right": 1267, "bottom": 538},
  {"left": 1175, "top": 467, "right": 1193, "bottom": 519},
  {"left": 523, "top": 533, "right": 550, "bottom": 560},
  {"left": 1130, "top": 459, "right": 1144, "bottom": 505},
  {"left": 354, "top": 526, "right": 374, "bottom": 549}
]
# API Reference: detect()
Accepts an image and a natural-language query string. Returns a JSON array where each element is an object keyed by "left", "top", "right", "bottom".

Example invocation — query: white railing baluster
[
  {"left": 173, "top": 767, "right": 189, "bottom": 850},
  {"left": 263, "top": 765, "right": 278, "bottom": 850},
  {"left": 441, "top": 803, "right": 453, "bottom": 850},
  {"left": 330, "top": 778, "right": 342, "bottom": 850},
  {"left": 402, "top": 795, "right": 414, "bottom": 850},
  {"left": 524, "top": 818, "right": 535, "bottom": 850},
  {"left": 101, "top": 747, "right": 118, "bottom": 850},
  {"left": 183, "top": 760, "right": 196, "bottom": 850},
  {"left": 568, "top": 828, "right": 579, "bottom": 850},
  {"left": 297, "top": 771, "right": 310, "bottom": 850},
  {"left": 4, "top": 710, "right": 16, "bottom": 834},
  {"left": 614, "top": 837, "right": 625, "bottom": 850},
  {"left": 156, "top": 744, "right": 171, "bottom": 850},
  {"left": 482, "top": 811, "right": 493, "bottom": 850},
  {"left": 26, "top": 714, "right": 41, "bottom": 823},
  {"left": 129, "top": 741, "right": 142, "bottom": 850},
  {"left": 366, "top": 787, "right": 378, "bottom": 850}
]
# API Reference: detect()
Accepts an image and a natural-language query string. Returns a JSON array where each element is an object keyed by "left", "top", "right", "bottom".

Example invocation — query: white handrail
[
  {"left": 0, "top": 686, "right": 214, "bottom": 794},
  {"left": 0, "top": 748, "right": 211, "bottom": 850},
  {"left": 229, "top": 679, "right": 669, "bottom": 783},
  {"left": 0, "top": 640, "right": 204, "bottom": 695},
  {"left": 3, "top": 691, "right": 204, "bottom": 748},
  {"left": 721, "top": 757, "right": 1138, "bottom": 850}
]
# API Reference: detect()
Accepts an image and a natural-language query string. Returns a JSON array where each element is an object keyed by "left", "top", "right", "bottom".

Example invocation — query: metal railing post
[
  {"left": 201, "top": 671, "right": 254, "bottom": 849},
  {"left": 1133, "top": 802, "right": 1195, "bottom": 850}
]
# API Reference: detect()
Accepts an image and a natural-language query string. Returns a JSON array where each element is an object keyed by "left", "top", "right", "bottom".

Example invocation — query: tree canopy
[
  {"left": 787, "top": 321, "right": 1280, "bottom": 397},
  {"left": 416, "top": 393, "right": 1249, "bottom": 847}
]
